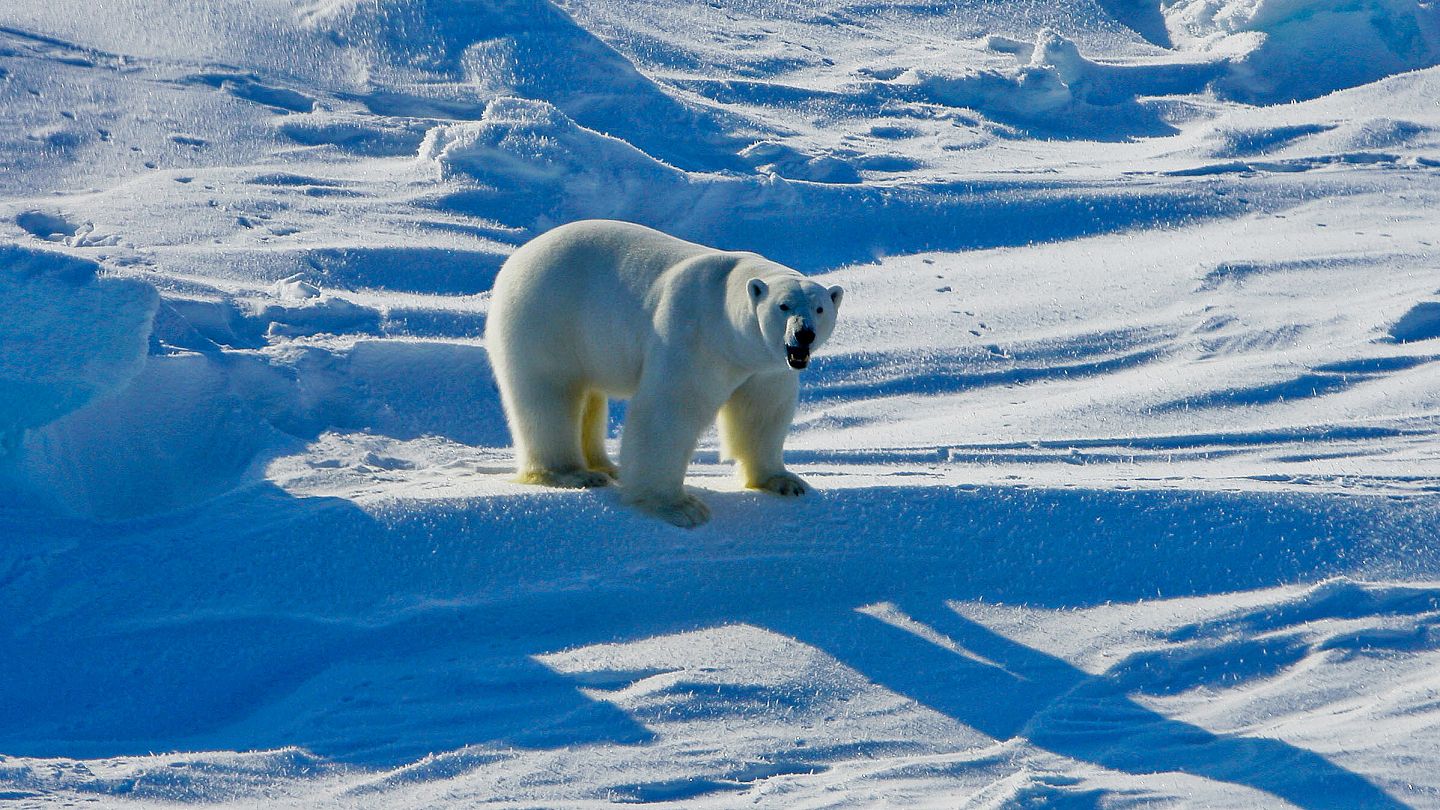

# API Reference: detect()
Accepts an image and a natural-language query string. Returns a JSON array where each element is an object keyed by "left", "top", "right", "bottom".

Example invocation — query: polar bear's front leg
[
  {"left": 619, "top": 366, "right": 728, "bottom": 528},
  {"left": 718, "top": 370, "right": 808, "bottom": 496}
]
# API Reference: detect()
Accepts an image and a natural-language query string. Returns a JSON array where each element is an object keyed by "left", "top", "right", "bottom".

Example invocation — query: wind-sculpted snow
[
  {"left": 0, "top": 246, "right": 156, "bottom": 447},
  {"left": 301, "top": 0, "right": 745, "bottom": 171},
  {"left": 3, "top": 0, "right": 1440, "bottom": 806},
  {"left": 1163, "top": 0, "right": 1440, "bottom": 102},
  {"left": 904, "top": 29, "right": 1221, "bottom": 137},
  {"left": 417, "top": 96, "right": 1256, "bottom": 269}
]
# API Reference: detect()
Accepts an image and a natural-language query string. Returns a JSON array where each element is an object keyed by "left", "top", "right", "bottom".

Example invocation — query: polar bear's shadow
[
  {"left": 549, "top": 482, "right": 1416, "bottom": 809},
  {"left": 569, "top": 468, "right": 834, "bottom": 530},
  {"left": 687, "top": 480, "right": 833, "bottom": 526},
  {"left": 6, "top": 469, "right": 1424, "bottom": 810},
  {"left": 569, "top": 420, "right": 835, "bottom": 528}
]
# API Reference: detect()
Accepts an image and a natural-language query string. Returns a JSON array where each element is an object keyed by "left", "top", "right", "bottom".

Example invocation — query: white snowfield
[{"left": 1, "top": 0, "right": 1439, "bottom": 807}]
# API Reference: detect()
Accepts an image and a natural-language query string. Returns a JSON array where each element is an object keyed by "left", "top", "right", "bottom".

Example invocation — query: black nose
[{"left": 795, "top": 327, "right": 815, "bottom": 346}]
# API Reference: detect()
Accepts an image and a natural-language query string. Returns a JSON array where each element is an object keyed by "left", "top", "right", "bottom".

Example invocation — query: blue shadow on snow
[{"left": 2, "top": 479, "right": 1434, "bottom": 806}]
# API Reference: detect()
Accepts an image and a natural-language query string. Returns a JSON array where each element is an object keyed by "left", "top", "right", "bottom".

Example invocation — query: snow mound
[
  {"left": 1, "top": 251, "right": 503, "bottom": 518},
  {"left": 1164, "top": 0, "right": 1440, "bottom": 101},
  {"left": 252, "top": 281, "right": 381, "bottom": 339},
  {"left": 957, "top": 4, "right": 1440, "bottom": 121},
  {"left": 419, "top": 96, "right": 691, "bottom": 230},
  {"left": 420, "top": 96, "right": 680, "bottom": 190},
  {"left": 420, "top": 97, "right": 810, "bottom": 237},
  {"left": 11, "top": 351, "right": 292, "bottom": 518},
  {"left": 7, "top": 331, "right": 505, "bottom": 519},
  {"left": 1184, "top": 64, "right": 1440, "bottom": 164},
  {"left": 302, "top": 0, "right": 741, "bottom": 171},
  {"left": 901, "top": 30, "right": 1219, "bottom": 137},
  {"left": 0, "top": 245, "right": 157, "bottom": 449}
]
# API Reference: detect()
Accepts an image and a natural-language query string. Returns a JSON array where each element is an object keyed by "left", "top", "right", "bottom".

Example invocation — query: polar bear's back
[{"left": 487, "top": 220, "right": 713, "bottom": 396}]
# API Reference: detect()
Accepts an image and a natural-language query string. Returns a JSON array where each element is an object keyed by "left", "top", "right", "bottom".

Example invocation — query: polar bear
[{"left": 486, "top": 219, "right": 843, "bottom": 527}]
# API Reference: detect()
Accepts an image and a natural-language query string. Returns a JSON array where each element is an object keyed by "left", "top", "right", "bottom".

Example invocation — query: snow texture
[
  {"left": 1163, "top": 0, "right": 1440, "bottom": 101},
  {"left": 2, "top": 0, "right": 1439, "bottom": 807},
  {"left": 0, "top": 246, "right": 156, "bottom": 448}
]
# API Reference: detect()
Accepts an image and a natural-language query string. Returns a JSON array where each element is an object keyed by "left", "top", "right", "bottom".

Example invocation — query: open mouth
[{"left": 786, "top": 345, "right": 810, "bottom": 369}]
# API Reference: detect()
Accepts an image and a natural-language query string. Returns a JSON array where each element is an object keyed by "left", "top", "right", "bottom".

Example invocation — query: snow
[
  {"left": 0, "top": 246, "right": 157, "bottom": 448},
  {"left": 1162, "top": 0, "right": 1440, "bottom": 101},
  {"left": 2, "top": 0, "right": 1440, "bottom": 807}
]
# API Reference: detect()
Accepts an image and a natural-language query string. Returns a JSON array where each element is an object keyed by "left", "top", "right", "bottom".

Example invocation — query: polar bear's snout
[{"left": 785, "top": 318, "right": 816, "bottom": 369}]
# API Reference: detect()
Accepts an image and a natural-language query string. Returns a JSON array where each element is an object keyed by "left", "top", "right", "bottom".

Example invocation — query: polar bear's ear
[
  {"left": 748, "top": 278, "right": 769, "bottom": 301},
  {"left": 828, "top": 285, "right": 844, "bottom": 307}
]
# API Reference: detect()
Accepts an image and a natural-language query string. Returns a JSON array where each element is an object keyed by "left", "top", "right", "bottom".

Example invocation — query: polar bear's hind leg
[
  {"left": 505, "top": 376, "right": 612, "bottom": 489},
  {"left": 581, "top": 390, "right": 619, "bottom": 478}
]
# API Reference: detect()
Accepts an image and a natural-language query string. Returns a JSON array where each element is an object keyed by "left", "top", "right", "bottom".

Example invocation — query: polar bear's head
[{"left": 747, "top": 276, "right": 844, "bottom": 370}]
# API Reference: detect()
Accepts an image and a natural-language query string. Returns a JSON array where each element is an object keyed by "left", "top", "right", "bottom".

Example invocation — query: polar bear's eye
[
  {"left": 816, "top": 307, "right": 824, "bottom": 314},
  {"left": 779, "top": 304, "right": 790, "bottom": 312}
]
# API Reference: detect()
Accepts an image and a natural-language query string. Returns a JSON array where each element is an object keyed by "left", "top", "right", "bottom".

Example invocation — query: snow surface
[{"left": 2, "top": 0, "right": 1439, "bottom": 807}]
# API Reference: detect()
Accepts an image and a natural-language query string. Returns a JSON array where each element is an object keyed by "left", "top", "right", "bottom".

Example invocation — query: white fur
[{"left": 486, "top": 219, "right": 843, "bottom": 527}]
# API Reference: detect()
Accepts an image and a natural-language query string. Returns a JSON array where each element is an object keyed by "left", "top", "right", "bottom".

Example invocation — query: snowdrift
[
  {"left": 1, "top": 247, "right": 505, "bottom": 518},
  {"left": 300, "top": 0, "right": 744, "bottom": 170},
  {"left": 0, "top": 246, "right": 156, "bottom": 448},
  {"left": 1164, "top": 0, "right": 1440, "bottom": 102}
]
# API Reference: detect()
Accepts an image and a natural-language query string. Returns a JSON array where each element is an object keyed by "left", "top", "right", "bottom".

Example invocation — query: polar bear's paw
[
  {"left": 587, "top": 460, "right": 621, "bottom": 478},
  {"left": 756, "top": 471, "right": 810, "bottom": 496},
  {"left": 519, "top": 467, "right": 615, "bottom": 489},
  {"left": 628, "top": 492, "right": 711, "bottom": 528}
]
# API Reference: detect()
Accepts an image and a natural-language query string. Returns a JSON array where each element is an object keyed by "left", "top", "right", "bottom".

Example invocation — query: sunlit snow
[{"left": 2, "top": 0, "right": 1439, "bottom": 807}]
